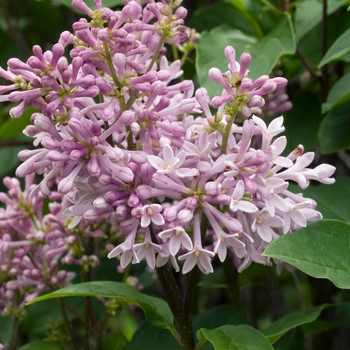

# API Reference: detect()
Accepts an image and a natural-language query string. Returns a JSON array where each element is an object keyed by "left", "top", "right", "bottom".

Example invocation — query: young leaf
[
  {"left": 26, "top": 281, "right": 173, "bottom": 329},
  {"left": 318, "top": 28, "right": 350, "bottom": 68},
  {"left": 319, "top": 100, "right": 350, "bottom": 154},
  {"left": 261, "top": 304, "right": 332, "bottom": 344},
  {"left": 263, "top": 220, "right": 350, "bottom": 289},
  {"left": 197, "top": 325, "right": 274, "bottom": 350}
]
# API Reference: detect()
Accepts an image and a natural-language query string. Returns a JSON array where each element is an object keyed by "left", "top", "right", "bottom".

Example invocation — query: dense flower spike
[{"left": 0, "top": 0, "right": 335, "bottom": 282}]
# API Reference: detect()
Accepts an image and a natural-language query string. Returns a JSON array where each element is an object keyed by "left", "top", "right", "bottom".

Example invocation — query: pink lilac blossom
[
  {"left": 0, "top": 0, "right": 335, "bottom": 277},
  {"left": 0, "top": 174, "right": 102, "bottom": 315}
]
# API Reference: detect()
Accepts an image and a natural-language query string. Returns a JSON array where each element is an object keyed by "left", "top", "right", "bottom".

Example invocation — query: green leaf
[
  {"left": 301, "top": 320, "right": 341, "bottom": 336},
  {"left": 273, "top": 327, "right": 304, "bottom": 350},
  {"left": 189, "top": 0, "right": 257, "bottom": 36},
  {"left": 321, "top": 73, "right": 350, "bottom": 113},
  {"left": 289, "top": 177, "right": 350, "bottom": 223},
  {"left": 101, "top": 331, "right": 129, "bottom": 350},
  {"left": 124, "top": 321, "right": 181, "bottom": 350},
  {"left": 193, "top": 304, "right": 247, "bottom": 333},
  {"left": 229, "top": 0, "right": 264, "bottom": 38},
  {"left": 263, "top": 220, "right": 350, "bottom": 289},
  {"left": 262, "top": 304, "right": 332, "bottom": 344},
  {"left": 0, "top": 106, "right": 33, "bottom": 140},
  {"left": 26, "top": 281, "right": 173, "bottom": 329},
  {"left": 319, "top": 100, "right": 350, "bottom": 154},
  {"left": 196, "top": 13, "right": 295, "bottom": 98},
  {"left": 196, "top": 26, "right": 257, "bottom": 98},
  {"left": 18, "top": 340, "right": 63, "bottom": 350},
  {"left": 248, "top": 13, "right": 296, "bottom": 79},
  {"left": 197, "top": 325, "right": 274, "bottom": 350},
  {"left": 283, "top": 91, "right": 323, "bottom": 153},
  {"left": 318, "top": 28, "right": 350, "bottom": 68},
  {"left": 295, "top": 0, "right": 348, "bottom": 42},
  {"left": 0, "top": 316, "right": 13, "bottom": 344},
  {"left": 0, "top": 146, "right": 23, "bottom": 178}
]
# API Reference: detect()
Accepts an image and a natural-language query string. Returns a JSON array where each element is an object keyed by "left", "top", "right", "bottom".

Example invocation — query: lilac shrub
[
  {"left": 0, "top": 0, "right": 337, "bottom": 348},
  {"left": 0, "top": 0, "right": 335, "bottom": 276}
]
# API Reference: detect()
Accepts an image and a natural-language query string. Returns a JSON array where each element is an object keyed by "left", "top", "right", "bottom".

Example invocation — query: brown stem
[
  {"left": 0, "top": 140, "right": 33, "bottom": 147},
  {"left": 150, "top": 227, "right": 195, "bottom": 349},
  {"left": 278, "top": 0, "right": 290, "bottom": 12},
  {"left": 296, "top": 47, "right": 320, "bottom": 81}
]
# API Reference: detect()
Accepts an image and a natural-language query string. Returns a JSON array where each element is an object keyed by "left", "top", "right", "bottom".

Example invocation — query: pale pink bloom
[
  {"left": 178, "top": 248, "right": 215, "bottom": 274},
  {"left": 133, "top": 240, "right": 162, "bottom": 269},
  {"left": 230, "top": 180, "right": 258, "bottom": 213},
  {"left": 158, "top": 227, "right": 193, "bottom": 256},
  {"left": 251, "top": 209, "right": 284, "bottom": 243},
  {"left": 140, "top": 204, "right": 165, "bottom": 227},
  {"left": 148, "top": 144, "right": 198, "bottom": 177}
]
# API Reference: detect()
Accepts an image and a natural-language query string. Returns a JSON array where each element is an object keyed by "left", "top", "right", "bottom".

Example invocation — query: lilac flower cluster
[
  {"left": 0, "top": 173, "right": 103, "bottom": 316},
  {"left": 0, "top": 0, "right": 335, "bottom": 278}
]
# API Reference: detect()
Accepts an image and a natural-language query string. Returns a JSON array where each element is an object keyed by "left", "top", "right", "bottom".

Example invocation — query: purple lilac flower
[
  {"left": 0, "top": 174, "right": 102, "bottom": 315},
  {"left": 0, "top": 0, "right": 335, "bottom": 275}
]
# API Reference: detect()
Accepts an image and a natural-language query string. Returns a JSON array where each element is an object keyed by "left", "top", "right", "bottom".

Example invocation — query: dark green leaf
[
  {"left": 283, "top": 91, "right": 323, "bottom": 153},
  {"left": 124, "top": 321, "right": 181, "bottom": 350},
  {"left": 189, "top": 0, "right": 257, "bottom": 36},
  {"left": 101, "top": 331, "right": 129, "bottom": 350},
  {"left": 0, "top": 316, "right": 13, "bottom": 344},
  {"left": 193, "top": 304, "right": 247, "bottom": 333},
  {"left": 230, "top": 0, "right": 264, "bottom": 38},
  {"left": 274, "top": 327, "right": 304, "bottom": 350},
  {"left": 26, "top": 281, "right": 173, "bottom": 329},
  {"left": 319, "top": 100, "right": 350, "bottom": 153},
  {"left": 262, "top": 304, "right": 332, "bottom": 344},
  {"left": 318, "top": 28, "right": 350, "bottom": 68},
  {"left": 301, "top": 320, "right": 341, "bottom": 336},
  {"left": 0, "top": 106, "right": 33, "bottom": 140},
  {"left": 0, "top": 146, "right": 23, "bottom": 178},
  {"left": 294, "top": 0, "right": 348, "bottom": 42},
  {"left": 248, "top": 13, "right": 296, "bottom": 79},
  {"left": 263, "top": 220, "right": 350, "bottom": 289},
  {"left": 18, "top": 340, "right": 63, "bottom": 350},
  {"left": 197, "top": 325, "right": 274, "bottom": 350},
  {"left": 322, "top": 73, "right": 350, "bottom": 113},
  {"left": 289, "top": 177, "right": 350, "bottom": 223}
]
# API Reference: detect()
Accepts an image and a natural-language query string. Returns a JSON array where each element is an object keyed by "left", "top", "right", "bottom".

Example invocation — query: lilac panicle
[{"left": 0, "top": 0, "right": 335, "bottom": 276}]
